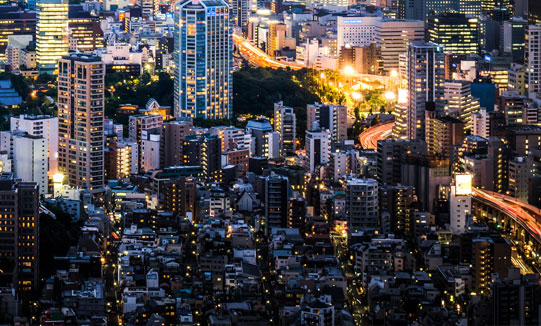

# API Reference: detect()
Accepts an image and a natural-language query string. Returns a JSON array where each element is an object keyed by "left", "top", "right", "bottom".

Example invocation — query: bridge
[
  {"left": 233, "top": 34, "right": 303, "bottom": 70},
  {"left": 472, "top": 188, "right": 541, "bottom": 270}
]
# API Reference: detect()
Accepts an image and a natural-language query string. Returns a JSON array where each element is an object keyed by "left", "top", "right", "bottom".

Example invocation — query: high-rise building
[
  {"left": 337, "top": 16, "right": 382, "bottom": 53},
  {"left": 183, "top": 134, "right": 222, "bottom": 182},
  {"left": 230, "top": 0, "right": 249, "bottom": 36},
  {"left": 160, "top": 120, "right": 194, "bottom": 168},
  {"left": 36, "top": 0, "right": 69, "bottom": 72},
  {"left": 307, "top": 103, "right": 347, "bottom": 143},
  {"left": 398, "top": 0, "right": 481, "bottom": 20},
  {"left": 406, "top": 41, "right": 445, "bottom": 140},
  {"left": 472, "top": 108, "right": 490, "bottom": 138},
  {"left": 12, "top": 133, "right": 48, "bottom": 195},
  {"left": 443, "top": 81, "right": 480, "bottom": 130},
  {"left": 498, "top": 90, "right": 528, "bottom": 125},
  {"left": 162, "top": 177, "right": 197, "bottom": 218},
  {"left": 0, "top": 9, "right": 35, "bottom": 62},
  {"left": 346, "top": 178, "right": 379, "bottom": 232},
  {"left": 246, "top": 119, "right": 279, "bottom": 159},
  {"left": 129, "top": 115, "right": 163, "bottom": 169},
  {"left": 68, "top": 8, "right": 104, "bottom": 52},
  {"left": 173, "top": 0, "right": 232, "bottom": 119},
  {"left": 274, "top": 101, "right": 296, "bottom": 156},
  {"left": 426, "top": 13, "right": 480, "bottom": 55},
  {"left": 0, "top": 174, "right": 39, "bottom": 294},
  {"left": 377, "top": 138, "right": 427, "bottom": 186},
  {"left": 450, "top": 174, "right": 472, "bottom": 234},
  {"left": 491, "top": 273, "right": 541, "bottom": 325},
  {"left": 425, "top": 114, "right": 465, "bottom": 158},
  {"left": 264, "top": 173, "right": 290, "bottom": 234},
  {"left": 501, "top": 17, "right": 527, "bottom": 63},
  {"left": 508, "top": 156, "right": 530, "bottom": 202},
  {"left": 10, "top": 115, "right": 58, "bottom": 176},
  {"left": 526, "top": 24, "right": 541, "bottom": 100},
  {"left": 104, "top": 136, "right": 138, "bottom": 180},
  {"left": 57, "top": 53, "right": 104, "bottom": 192},
  {"left": 481, "top": 0, "right": 512, "bottom": 14},
  {"left": 374, "top": 19, "right": 424, "bottom": 74},
  {"left": 530, "top": 0, "right": 541, "bottom": 24},
  {"left": 306, "top": 129, "right": 330, "bottom": 172}
]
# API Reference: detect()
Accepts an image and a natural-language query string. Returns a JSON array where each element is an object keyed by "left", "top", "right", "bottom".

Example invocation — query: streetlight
[{"left": 384, "top": 91, "right": 396, "bottom": 102}]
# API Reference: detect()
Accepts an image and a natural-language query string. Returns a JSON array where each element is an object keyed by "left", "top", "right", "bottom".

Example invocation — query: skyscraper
[
  {"left": 0, "top": 174, "right": 39, "bottom": 294},
  {"left": 230, "top": 0, "right": 249, "bottom": 36},
  {"left": 406, "top": 41, "right": 445, "bottom": 140},
  {"left": 426, "top": 13, "right": 480, "bottom": 55},
  {"left": 264, "top": 173, "right": 290, "bottom": 234},
  {"left": 57, "top": 54, "right": 105, "bottom": 192},
  {"left": 173, "top": 0, "right": 233, "bottom": 119},
  {"left": 36, "top": 0, "right": 69, "bottom": 72},
  {"left": 526, "top": 24, "right": 541, "bottom": 100}
]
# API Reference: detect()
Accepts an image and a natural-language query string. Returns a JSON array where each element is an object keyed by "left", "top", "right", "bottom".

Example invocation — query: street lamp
[{"left": 344, "top": 66, "right": 354, "bottom": 88}]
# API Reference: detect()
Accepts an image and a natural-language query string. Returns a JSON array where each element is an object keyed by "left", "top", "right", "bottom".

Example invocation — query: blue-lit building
[{"left": 173, "top": 0, "right": 233, "bottom": 120}]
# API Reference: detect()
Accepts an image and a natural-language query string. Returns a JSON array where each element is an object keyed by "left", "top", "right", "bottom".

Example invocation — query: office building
[
  {"left": 0, "top": 9, "right": 35, "bottom": 62},
  {"left": 406, "top": 41, "right": 445, "bottom": 140},
  {"left": 57, "top": 54, "right": 104, "bottom": 192},
  {"left": 0, "top": 174, "right": 39, "bottom": 294},
  {"left": 306, "top": 129, "right": 330, "bottom": 173},
  {"left": 526, "top": 24, "right": 541, "bottom": 100},
  {"left": 36, "top": 0, "right": 69, "bottom": 72},
  {"left": 481, "top": 0, "right": 512, "bottom": 14},
  {"left": 173, "top": 0, "right": 232, "bottom": 119},
  {"left": 274, "top": 102, "right": 296, "bottom": 156},
  {"left": 530, "top": 0, "right": 541, "bottom": 24},
  {"left": 501, "top": 17, "right": 527, "bottom": 63},
  {"left": 264, "top": 173, "right": 290, "bottom": 234},
  {"left": 379, "top": 184, "right": 416, "bottom": 233},
  {"left": 398, "top": 0, "right": 481, "bottom": 20},
  {"left": 10, "top": 115, "right": 58, "bottom": 176},
  {"left": 337, "top": 16, "right": 382, "bottom": 53},
  {"left": 498, "top": 90, "right": 528, "bottom": 125},
  {"left": 307, "top": 103, "right": 347, "bottom": 143},
  {"left": 426, "top": 13, "right": 480, "bottom": 55},
  {"left": 230, "top": 0, "right": 249, "bottom": 36},
  {"left": 346, "top": 178, "right": 379, "bottom": 232},
  {"left": 375, "top": 19, "right": 424, "bottom": 73},
  {"left": 68, "top": 8, "right": 104, "bottom": 52}
]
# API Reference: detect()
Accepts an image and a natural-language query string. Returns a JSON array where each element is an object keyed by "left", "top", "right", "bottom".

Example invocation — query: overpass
[
  {"left": 233, "top": 35, "right": 303, "bottom": 70},
  {"left": 472, "top": 188, "right": 541, "bottom": 270},
  {"left": 358, "top": 121, "right": 394, "bottom": 150}
]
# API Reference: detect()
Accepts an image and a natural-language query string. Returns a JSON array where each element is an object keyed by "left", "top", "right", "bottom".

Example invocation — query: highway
[
  {"left": 233, "top": 34, "right": 303, "bottom": 70},
  {"left": 473, "top": 188, "right": 541, "bottom": 244},
  {"left": 358, "top": 121, "right": 394, "bottom": 150}
]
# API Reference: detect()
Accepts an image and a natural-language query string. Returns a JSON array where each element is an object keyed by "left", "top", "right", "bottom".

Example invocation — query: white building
[
  {"left": 330, "top": 151, "right": 349, "bottom": 182},
  {"left": 471, "top": 108, "right": 490, "bottom": 138},
  {"left": 10, "top": 114, "right": 59, "bottom": 176},
  {"left": 306, "top": 129, "right": 331, "bottom": 172},
  {"left": 337, "top": 16, "right": 382, "bottom": 53},
  {"left": 140, "top": 130, "right": 160, "bottom": 172},
  {"left": 450, "top": 174, "right": 472, "bottom": 235},
  {"left": 13, "top": 133, "right": 48, "bottom": 194}
]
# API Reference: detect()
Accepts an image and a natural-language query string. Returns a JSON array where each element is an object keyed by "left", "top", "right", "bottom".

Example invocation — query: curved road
[
  {"left": 233, "top": 34, "right": 303, "bottom": 70},
  {"left": 473, "top": 188, "right": 541, "bottom": 243},
  {"left": 358, "top": 121, "right": 394, "bottom": 150}
]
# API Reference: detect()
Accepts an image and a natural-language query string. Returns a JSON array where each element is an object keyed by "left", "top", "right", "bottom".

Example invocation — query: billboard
[{"left": 455, "top": 174, "right": 473, "bottom": 195}]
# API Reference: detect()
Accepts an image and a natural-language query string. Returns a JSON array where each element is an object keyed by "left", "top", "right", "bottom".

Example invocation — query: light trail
[{"left": 358, "top": 121, "right": 394, "bottom": 150}]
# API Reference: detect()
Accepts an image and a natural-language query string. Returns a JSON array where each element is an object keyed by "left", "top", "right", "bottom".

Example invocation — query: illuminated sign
[{"left": 455, "top": 174, "right": 472, "bottom": 195}]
